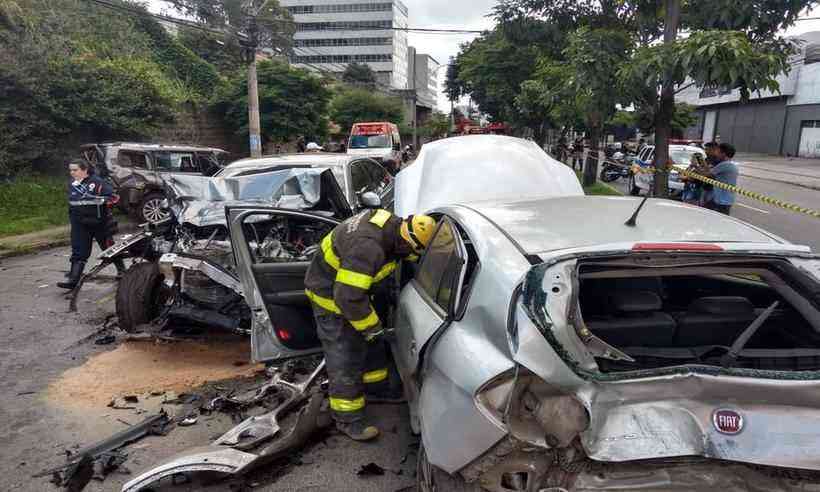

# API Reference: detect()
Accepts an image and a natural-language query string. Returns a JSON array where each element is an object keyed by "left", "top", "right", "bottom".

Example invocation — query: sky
[{"left": 146, "top": 1, "right": 820, "bottom": 112}]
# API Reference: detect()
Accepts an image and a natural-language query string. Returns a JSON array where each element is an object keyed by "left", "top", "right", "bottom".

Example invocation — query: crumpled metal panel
[
  {"left": 166, "top": 168, "right": 328, "bottom": 228},
  {"left": 583, "top": 373, "right": 820, "bottom": 470},
  {"left": 121, "top": 446, "right": 258, "bottom": 492},
  {"left": 570, "top": 461, "right": 820, "bottom": 491},
  {"left": 394, "top": 135, "right": 583, "bottom": 217}
]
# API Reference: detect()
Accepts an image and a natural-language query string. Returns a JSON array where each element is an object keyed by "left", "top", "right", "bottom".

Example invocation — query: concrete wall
[
  {"left": 153, "top": 104, "right": 247, "bottom": 160},
  {"left": 782, "top": 104, "right": 820, "bottom": 156}
]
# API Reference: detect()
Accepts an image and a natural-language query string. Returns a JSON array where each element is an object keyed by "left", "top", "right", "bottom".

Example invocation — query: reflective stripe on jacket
[{"left": 304, "top": 209, "right": 401, "bottom": 331}]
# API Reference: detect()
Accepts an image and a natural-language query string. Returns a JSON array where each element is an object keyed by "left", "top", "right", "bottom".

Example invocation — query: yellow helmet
[{"left": 400, "top": 214, "right": 437, "bottom": 253}]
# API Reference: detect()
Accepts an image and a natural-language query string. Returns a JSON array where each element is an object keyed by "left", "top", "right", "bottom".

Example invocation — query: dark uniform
[
  {"left": 67, "top": 175, "right": 118, "bottom": 269},
  {"left": 304, "top": 209, "right": 411, "bottom": 423}
]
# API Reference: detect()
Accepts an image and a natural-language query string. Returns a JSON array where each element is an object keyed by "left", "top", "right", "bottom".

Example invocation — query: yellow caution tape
[{"left": 624, "top": 162, "right": 820, "bottom": 219}]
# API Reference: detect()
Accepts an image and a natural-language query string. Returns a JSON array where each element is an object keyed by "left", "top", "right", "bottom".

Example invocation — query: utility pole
[
  {"left": 247, "top": 17, "right": 262, "bottom": 158},
  {"left": 411, "top": 52, "right": 418, "bottom": 149},
  {"left": 242, "top": 0, "right": 272, "bottom": 158}
]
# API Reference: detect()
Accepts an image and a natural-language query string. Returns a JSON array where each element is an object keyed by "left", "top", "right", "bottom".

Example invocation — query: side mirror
[{"left": 359, "top": 191, "right": 382, "bottom": 209}]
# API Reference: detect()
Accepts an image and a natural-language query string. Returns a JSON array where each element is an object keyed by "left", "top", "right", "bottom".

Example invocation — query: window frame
[{"left": 412, "top": 217, "right": 469, "bottom": 316}]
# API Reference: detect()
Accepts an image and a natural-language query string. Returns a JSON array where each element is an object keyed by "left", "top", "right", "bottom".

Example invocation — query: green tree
[
  {"left": 342, "top": 62, "right": 377, "bottom": 87},
  {"left": 161, "top": 0, "right": 294, "bottom": 52},
  {"left": 214, "top": 60, "right": 331, "bottom": 146},
  {"left": 0, "top": 0, "right": 187, "bottom": 175},
  {"left": 420, "top": 112, "right": 450, "bottom": 140},
  {"left": 329, "top": 88, "right": 404, "bottom": 135},
  {"left": 496, "top": 0, "right": 816, "bottom": 194}
]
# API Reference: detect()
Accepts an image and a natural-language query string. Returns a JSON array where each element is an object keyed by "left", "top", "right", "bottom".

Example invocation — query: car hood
[
  {"left": 394, "top": 135, "right": 583, "bottom": 216},
  {"left": 165, "top": 167, "right": 346, "bottom": 228}
]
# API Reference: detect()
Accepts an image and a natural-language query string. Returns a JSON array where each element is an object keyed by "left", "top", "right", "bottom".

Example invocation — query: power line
[{"left": 85, "top": 0, "right": 243, "bottom": 39}]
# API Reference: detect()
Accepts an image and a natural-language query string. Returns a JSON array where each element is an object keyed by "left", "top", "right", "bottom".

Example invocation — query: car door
[
  {"left": 227, "top": 207, "right": 342, "bottom": 363},
  {"left": 390, "top": 217, "right": 470, "bottom": 418}
]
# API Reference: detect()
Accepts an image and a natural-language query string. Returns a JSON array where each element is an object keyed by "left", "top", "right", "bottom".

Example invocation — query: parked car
[
  {"left": 80, "top": 142, "right": 228, "bottom": 223},
  {"left": 215, "top": 153, "right": 395, "bottom": 211},
  {"left": 628, "top": 144, "right": 706, "bottom": 197},
  {"left": 126, "top": 136, "right": 820, "bottom": 492},
  {"left": 346, "top": 121, "right": 404, "bottom": 174}
]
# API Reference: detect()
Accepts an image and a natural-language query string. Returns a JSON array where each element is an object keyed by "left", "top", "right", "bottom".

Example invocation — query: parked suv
[{"left": 79, "top": 142, "right": 228, "bottom": 223}]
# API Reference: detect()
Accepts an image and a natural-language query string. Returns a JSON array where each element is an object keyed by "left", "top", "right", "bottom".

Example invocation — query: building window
[
  {"left": 296, "top": 20, "right": 393, "bottom": 31},
  {"left": 287, "top": 3, "right": 394, "bottom": 14},
  {"left": 801, "top": 120, "right": 820, "bottom": 128},
  {"left": 699, "top": 85, "right": 732, "bottom": 98},
  {"left": 294, "top": 38, "right": 392, "bottom": 47},
  {"left": 293, "top": 54, "right": 393, "bottom": 64}
]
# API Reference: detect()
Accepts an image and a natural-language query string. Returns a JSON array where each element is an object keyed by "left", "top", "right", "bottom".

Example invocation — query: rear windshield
[
  {"left": 575, "top": 258, "right": 820, "bottom": 374},
  {"left": 350, "top": 134, "right": 390, "bottom": 149}
]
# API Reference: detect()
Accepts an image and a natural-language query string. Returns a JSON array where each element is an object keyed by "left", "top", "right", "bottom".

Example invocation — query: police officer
[
  {"left": 57, "top": 160, "right": 123, "bottom": 289},
  {"left": 304, "top": 209, "right": 436, "bottom": 441}
]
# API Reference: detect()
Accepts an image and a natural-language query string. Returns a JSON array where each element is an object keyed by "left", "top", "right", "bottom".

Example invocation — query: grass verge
[
  {"left": 0, "top": 176, "right": 68, "bottom": 237},
  {"left": 575, "top": 170, "right": 623, "bottom": 196}
]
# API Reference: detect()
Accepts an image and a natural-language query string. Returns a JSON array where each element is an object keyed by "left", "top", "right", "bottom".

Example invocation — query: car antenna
[{"left": 624, "top": 196, "right": 649, "bottom": 227}]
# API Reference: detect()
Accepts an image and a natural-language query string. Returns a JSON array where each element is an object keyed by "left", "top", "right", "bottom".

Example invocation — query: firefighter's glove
[{"left": 361, "top": 324, "right": 384, "bottom": 343}]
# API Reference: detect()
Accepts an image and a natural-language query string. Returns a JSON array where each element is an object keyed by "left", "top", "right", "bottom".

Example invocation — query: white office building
[
  {"left": 281, "top": 0, "right": 410, "bottom": 89},
  {"left": 407, "top": 48, "right": 439, "bottom": 110}
]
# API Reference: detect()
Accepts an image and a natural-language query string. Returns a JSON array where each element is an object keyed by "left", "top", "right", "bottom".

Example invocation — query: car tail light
[
  {"left": 632, "top": 243, "right": 724, "bottom": 252},
  {"left": 276, "top": 328, "right": 292, "bottom": 341}
]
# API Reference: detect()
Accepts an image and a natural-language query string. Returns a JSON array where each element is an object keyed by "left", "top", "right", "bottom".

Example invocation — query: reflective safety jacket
[
  {"left": 304, "top": 209, "right": 403, "bottom": 333},
  {"left": 68, "top": 175, "right": 114, "bottom": 222}
]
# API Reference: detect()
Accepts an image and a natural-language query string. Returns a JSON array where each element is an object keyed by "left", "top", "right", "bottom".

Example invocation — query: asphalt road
[
  {"left": 0, "top": 245, "right": 416, "bottom": 492},
  {"left": 610, "top": 173, "right": 820, "bottom": 253}
]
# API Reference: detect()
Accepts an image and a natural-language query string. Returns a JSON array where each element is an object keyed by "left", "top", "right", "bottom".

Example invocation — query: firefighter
[
  {"left": 304, "top": 209, "right": 436, "bottom": 441},
  {"left": 57, "top": 160, "right": 124, "bottom": 290}
]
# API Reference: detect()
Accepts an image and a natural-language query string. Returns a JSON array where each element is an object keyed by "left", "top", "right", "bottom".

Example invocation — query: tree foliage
[
  {"left": 160, "top": 0, "right": 294, "bottom": 51},
  {"left": 215, "top": 60, "right": 331, "bottom": 144},
  {"left": 341, "top": 62, "right": 377, "bottom": 86},
  {"left": 0, "top": 0, "right": 190, "bottom": 176},
  {"left": 329, "top": 88, "right": 405, "bottom": 135},
  {"left": 420, "top": 112, "right": 450, "bottom": 140}
]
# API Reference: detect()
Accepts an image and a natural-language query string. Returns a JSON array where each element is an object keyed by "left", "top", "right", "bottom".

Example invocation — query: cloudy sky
[{"left": 146, "top": 1, "right": 820, "bottom": 110}]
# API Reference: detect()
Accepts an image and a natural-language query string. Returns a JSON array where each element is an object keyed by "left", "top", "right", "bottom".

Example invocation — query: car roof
[
  {"left": 223, "top": 153, "right": 349, "bottom": 171},
  {"left": 395, "top": 135, "right": 583, "bottom": 216},
  {"left": 463, "top": 196, "right": 785, "bottom": 255},
  {"left": 81, "top": 142, "right": 227, "bottom": 153}
]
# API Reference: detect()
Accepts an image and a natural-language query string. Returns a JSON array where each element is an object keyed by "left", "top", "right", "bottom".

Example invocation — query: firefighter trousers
[{"left": 313, "top": 311, "right": 389, "bottom": 423}]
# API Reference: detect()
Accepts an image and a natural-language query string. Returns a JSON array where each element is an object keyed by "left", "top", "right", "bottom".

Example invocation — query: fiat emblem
[{"left": 713, "top": 409, "right": 744, "bottom": 435}]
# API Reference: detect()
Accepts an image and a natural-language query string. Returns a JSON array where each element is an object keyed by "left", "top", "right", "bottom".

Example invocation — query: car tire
[
  {"left": 138, "top": 192, "right": 170, "bottom": 224},
  {"left": 116, "top": 262, "right": 167, "bottom": 333},
  {"left": 628, "top": 175, "right": 641, "bottom": 196},
  {"left": 417, "top": 441, "right": 482, "bottom": 492}
]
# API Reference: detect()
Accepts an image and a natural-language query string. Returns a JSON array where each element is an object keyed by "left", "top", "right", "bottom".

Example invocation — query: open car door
[{"left": 227, "top": 207, "right": 342, "bottom": 363}]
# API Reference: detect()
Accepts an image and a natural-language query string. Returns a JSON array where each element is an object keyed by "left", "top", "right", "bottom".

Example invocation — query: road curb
[{"left": 0, "top": 220, "right": 139, "bottom": 260}]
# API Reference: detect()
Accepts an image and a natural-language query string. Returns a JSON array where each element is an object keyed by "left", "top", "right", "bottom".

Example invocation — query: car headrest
[
  {"left": 688, "top": 296, "right": 754, "bottom": 316},
  {"left": 610, "top": 291, "right": 662, "bottom": 313}
]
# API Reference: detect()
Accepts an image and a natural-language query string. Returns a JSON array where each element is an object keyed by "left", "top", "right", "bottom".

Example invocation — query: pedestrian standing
[
  {"left": 702, "top": 143, "right": 739, "bottom": 215},
  {"left": 572, "top": 138, "right": 584, "bottom": 170},
  {"left": 304, "top": 210, "right": 436, "bottom": 441},
  {"left": 58, "top": 160, "right": 124, "bottom": 289}
]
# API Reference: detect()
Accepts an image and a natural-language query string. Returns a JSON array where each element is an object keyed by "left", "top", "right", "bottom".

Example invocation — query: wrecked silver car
[
  {"left": 71, "top": 167, "right": 356, "bottom": 334},
  {"left": 124, "top": 136, "right": 820, "bottom": 491}
]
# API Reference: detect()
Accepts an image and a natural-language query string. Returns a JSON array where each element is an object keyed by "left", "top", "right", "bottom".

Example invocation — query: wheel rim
[{"left": 143, "top": 198, "right": 170, "bottom": 223}]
